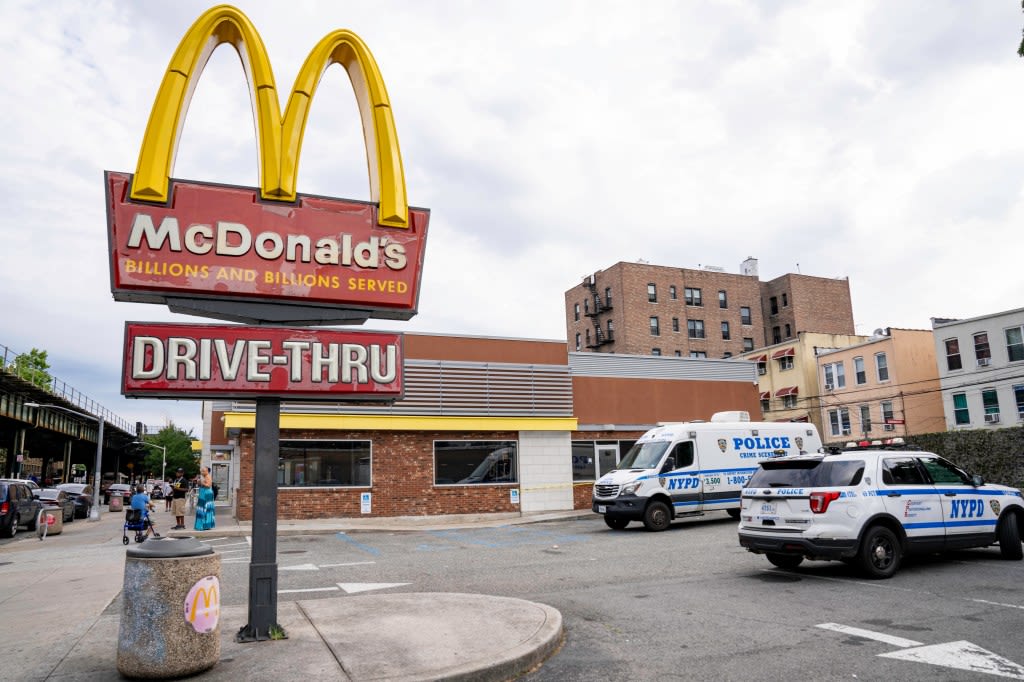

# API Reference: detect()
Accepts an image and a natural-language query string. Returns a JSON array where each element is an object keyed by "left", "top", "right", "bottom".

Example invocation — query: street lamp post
[
  {"left": 134, "top": 441, "right": 167, "bottom": 481},
  {"left": 26, "top": 402, "right": 104, "bottom": 521}
]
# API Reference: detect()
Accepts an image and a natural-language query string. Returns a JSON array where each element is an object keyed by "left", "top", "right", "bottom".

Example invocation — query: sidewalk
[{"left": 1, "top": 507, "right": 577, "bottom": 681}]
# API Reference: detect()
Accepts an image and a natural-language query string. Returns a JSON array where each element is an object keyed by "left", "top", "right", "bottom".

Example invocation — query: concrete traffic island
[{"left": 295, "top": 592, "right": 563, "bottom": 681}]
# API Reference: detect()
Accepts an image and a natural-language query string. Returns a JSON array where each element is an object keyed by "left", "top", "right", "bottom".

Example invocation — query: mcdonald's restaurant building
[{"left": 203, "top": 333, "right": 760, "bottom": 521}]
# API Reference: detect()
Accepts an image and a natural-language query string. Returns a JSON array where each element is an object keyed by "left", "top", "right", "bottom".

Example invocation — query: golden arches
[{"left": 130, "top": 4, "right": 408, "bottom": 228}]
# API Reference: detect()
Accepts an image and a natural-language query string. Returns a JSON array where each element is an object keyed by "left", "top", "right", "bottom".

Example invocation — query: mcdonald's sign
[
  {"left": 184, "top": 575, "right": 220, "bottom": 634},
  {"left": 105, "top": 5, "right": 428, "bottom": 324}
]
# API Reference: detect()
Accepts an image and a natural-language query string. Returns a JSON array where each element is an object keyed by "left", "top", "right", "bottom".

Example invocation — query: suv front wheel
[
  {"left": 859, "top": 526, "right": 901, "bottom": 579},
  {"left": 643, "top": 501, "right": 671, "bottom": 532}
]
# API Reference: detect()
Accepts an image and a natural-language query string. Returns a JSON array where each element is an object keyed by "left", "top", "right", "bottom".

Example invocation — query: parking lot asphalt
[{"left": 0, "top": 505, "right": 578, "bottom": 681}]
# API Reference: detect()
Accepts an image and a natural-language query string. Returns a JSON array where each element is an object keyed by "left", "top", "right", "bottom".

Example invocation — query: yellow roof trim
[{"left": 223, "top": 413, "right": 577, "bottom": 432}]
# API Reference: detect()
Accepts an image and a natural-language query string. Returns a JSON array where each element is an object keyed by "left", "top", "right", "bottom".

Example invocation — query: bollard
[{"left": 117, "top": 537, "right": 221, "bottom": 679}]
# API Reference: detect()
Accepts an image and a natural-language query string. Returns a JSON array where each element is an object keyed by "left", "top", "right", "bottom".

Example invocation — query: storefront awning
[
  {"left": 749, "top": 354, "right": 768, "bottom": 363},
  {"left": 759, "top": 391, "right": 771, "bottom": 400},
  {"left": 771, "top": 347, "right": 795, "bottom": 359},
  {"left": 774, "top": 386, "right": 799, "bottom": 397}
]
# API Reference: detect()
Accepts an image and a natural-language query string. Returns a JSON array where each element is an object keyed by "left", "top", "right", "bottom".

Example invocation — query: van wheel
[
  {"left": 998, "top": 513, "right": 1023, "bottom": 560},
  {"left": 604, "top": 516, "right": 629, "bottom": 530},
  {"left": 858, "top": 526, "right": 901, "bottom": 579},
  {"left": 643, "top": 501, "right": 671, "bottom": 532},
  {"left": 766, "top": 553, "right": 803, "bottom": 569},
  {"left": 1, "top": 516, "right": 16, "bottom": 538},
  {"left": 727, "top": 508, "right": 741, "bottom": 520}
]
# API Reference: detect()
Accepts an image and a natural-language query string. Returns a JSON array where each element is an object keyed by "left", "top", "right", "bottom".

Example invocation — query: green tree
[
  {"left": 138, "top": 422, "right": 198, "bottom": 480},
  {"left": 14, "top": 348, "right": 53, "bottom": 389}
]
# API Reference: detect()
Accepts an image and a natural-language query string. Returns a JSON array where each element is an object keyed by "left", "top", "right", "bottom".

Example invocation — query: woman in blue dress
[{"left": 194, "top": 466, "right": 216, "bottom": 531}]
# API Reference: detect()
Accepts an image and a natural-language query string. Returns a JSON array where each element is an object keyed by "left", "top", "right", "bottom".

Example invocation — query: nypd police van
[{"left": 592, "top": 412, "right": 822, "bottom": 531}]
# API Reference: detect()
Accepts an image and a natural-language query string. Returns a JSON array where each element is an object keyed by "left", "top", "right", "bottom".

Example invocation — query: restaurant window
[
  {"left": 278, "top": 440, "right": 371, "bottom": 487},
  {"left": 435, "top": 440, "right": 517, "bottom": 485},
  {"left": 740, "top": 307, "right": 752, "bottom": 325}
]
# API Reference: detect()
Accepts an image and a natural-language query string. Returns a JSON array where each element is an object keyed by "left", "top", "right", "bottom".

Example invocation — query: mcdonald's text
[{"left": 122, "top": 322, "right": 403, "bottom": 400}]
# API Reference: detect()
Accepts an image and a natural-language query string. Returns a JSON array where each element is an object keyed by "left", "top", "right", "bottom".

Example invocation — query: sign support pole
[{"left": 237, "top": 397, "right": 283, "bottom": 641}]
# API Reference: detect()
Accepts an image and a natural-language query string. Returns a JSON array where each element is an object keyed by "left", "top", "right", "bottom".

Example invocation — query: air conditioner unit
[
  {"left": 984, "top": 413, "right": 1000, "bottom": 424},
  {"left": 841, "top": 429, "right": 851, "bottom": 436},
  {"left": 977, "top": 358, "right": 991, "bottom": 367},
  {"left": 883, "top": 424, "right": 895, "bottom": 432},
  {"left": 824, "top": 382, "right": 834, "bottom": 391}
]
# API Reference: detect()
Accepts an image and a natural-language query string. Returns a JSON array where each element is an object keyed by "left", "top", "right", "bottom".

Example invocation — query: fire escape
[{"left": 583, "top": 275, "right": 614, "bottom": 349}]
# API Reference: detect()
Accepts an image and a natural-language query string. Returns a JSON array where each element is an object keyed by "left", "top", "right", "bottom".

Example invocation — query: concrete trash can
[
  {"left": 109, "top": 495, "right": 123, "bottom": 512},
  {"left": 117, "top": 537, "right": 221, "bottom": 679},
  {"left": 42, "top": 508, "right": 63, "bottom": 535}
]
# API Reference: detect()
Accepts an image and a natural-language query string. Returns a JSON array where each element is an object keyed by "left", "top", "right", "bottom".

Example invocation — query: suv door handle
[{"left": 944, "top": 493, "right": 956, "bottom": 497}]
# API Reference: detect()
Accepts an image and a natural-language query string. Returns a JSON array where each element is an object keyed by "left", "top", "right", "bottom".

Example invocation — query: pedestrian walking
[
  {"left": 171, "top": 468, "right": 189, "bottom": 529},
  {"left": 194, "top": 466, "right": 216, "bottom": 531},
  {"left": 162, "top": 479, "right": 172, "bottom": 511}
]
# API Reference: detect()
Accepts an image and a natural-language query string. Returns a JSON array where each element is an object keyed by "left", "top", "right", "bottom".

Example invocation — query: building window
[
  {"left": 859, "top": 405, "right": 871, "bottom": 433},
  {"left": 723, "top": 352, "right": 733, "bottom": 358},
  {"left": 854, "top": 356, "right": 866, "bottom": 385},
  {"left": 685, "top": 287, "right": 702, "bottom": 306},
  {"left": 719, "top": 290, "right": 728, "bottom": 309},
  {"left": 674, "top": 350, "right": 682, "bottom": 357},
  {"left": 973, "top": 333, "right": 991, "bottom": 366},
  {"left": 604, "top": 287, "right": 612, "bottom": 307},
  {"left": 607, "top": 319, "right": 614, "bottom": 336},
  {"left": 689, "top": 351, "right": 707, "bottom": 358},
  {"left": 574, "top": 333, "right": 581, "bottom": 351},
  {"left": 1014, "top": 384, "right": 1024, "bottom": 419},
  {"left": 823, "top": 362, "right": 846, "bottom": 390},
  {"left": 881, "top": 401, "right": 895, "bottom": 430},
  {"left": 784, "top": 324, "right": 791, "bottom": 338},
  {"left": 828, "top": 408, "right": 851, "bottom": 436},
  {"left": 743, "top": 337, "right": 754, "bottom": 352},
  {"left": 770, "top": 296, "right": 779, "bottom": 315},
  {"left": 952, "top": 393, "right": 970, "bottom": 425},
  {"left": 982, "top": 389, "right": 1000, "bottom": 421},
  {"left": 585, "top": 329, "right": 591, "bottom": 346},
  {"left": 647, "top": 283, "right": 657, "bottom": 303},
  {"left": 772, "top": 326, "right": 781, "bottom": 344},
  {"left": 652, "top": 348, "right": 662, "bottom": 356},
  {"left": 669, "top": 285, "right": 677, "bottom": 300},
  {"left": 757, "top": 360, "right": 766, "bottom": 375},
  {"left": 672, "top": 317, "right": 680, "bottom": 333},
  {"left": 782, "top": 394, "right": 797, "bottom": 409},
  {"left": 740, "top": 307, "right": 752, "bottom": 325},
  {"left": 573, "top": 303, "right": 579, "bottom": 321},
  {"left": 687, "top": 319, "right": 705, "bottom": 339},
  {"left": 721, "top": 321, "right": 730, "bottom": 340},
  {"left": 875, "top": 352, "right": 889, "bottom": 382},
  {"left": 778, "top": 356, "right": 794, "bottom": 371},
  {"left": 944, "top": 338, "right": 962, "bottom": 371},
  {"left": 760, "top": 397, "right": 770, "bottom": 412},
  {"left": 782, "top": 293, "right": 788, "bottom": 307},
  {"left": 435, "top": 440, "right": 517, "bottom": 485},
  {"left": 650, "top": 316, "right": 660, "bottom": 336},
  {"left": 279, "top": 439, "right": 371, "bottom": 487},
  {"left": 583, "top": 298, "right": 589, "bottom": 314},
  {"left": 1006, "top": 326, "right": 1024, "bottom": 362}
]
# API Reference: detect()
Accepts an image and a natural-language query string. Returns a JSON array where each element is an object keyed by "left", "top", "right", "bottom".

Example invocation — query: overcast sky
[{"left": 2, "top": 0, "right": 1023, "bottom": 437}]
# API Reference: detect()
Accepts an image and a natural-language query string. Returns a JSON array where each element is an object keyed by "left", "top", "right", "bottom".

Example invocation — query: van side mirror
[
  {"left": 971, "top": 474, "right": 984, "bottom": 487},
  {"left": 661, "top": 457, "right": 676, "bottom": 473}
]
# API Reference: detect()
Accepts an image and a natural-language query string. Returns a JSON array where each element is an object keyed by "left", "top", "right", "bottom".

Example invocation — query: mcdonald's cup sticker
[{"left": 184, "top": 576, "right": 220, "bottom": 633}]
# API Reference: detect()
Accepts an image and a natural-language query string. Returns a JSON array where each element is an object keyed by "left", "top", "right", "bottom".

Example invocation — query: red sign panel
[
  {"left": 122, "top": 322, "right": 403, "bottom": 400},
  {"left": 105, "top": 172, "right": 429, "bottom": 320}
]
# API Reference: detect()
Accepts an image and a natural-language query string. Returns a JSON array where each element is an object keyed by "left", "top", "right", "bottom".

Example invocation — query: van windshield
[{"left": 617, "top": 441, "right": 670, "bottom": 470}]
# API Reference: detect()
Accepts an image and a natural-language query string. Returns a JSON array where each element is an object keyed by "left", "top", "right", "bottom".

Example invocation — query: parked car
[
  {"left": 103, "top": 483, "right": 132, "bottom": 506},
  {"left": 57, "top": 483, "right": 95, "bottom": 519},
  {"left": 35, "top": 488, "right": 76, "bottom": 523},
  {"left": 1, "top": 479, "right": 43, "bottom": 538}
]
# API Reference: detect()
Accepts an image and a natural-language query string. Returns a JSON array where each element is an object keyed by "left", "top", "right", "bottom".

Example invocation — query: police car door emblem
[
  {"left": 795, "top": 437, "right": 803, "bottom": 449},
  {"left": 990, "top": 500, "right": 1000, "bottom": 515},
  {"left": 717, "top": 438, "right": 727, "bottom": 452}
]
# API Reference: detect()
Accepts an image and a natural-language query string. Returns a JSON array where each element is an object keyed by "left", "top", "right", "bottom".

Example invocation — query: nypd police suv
[
  {"left": 592, "top": 412, "right": 822, "bottom": 531},
  {"left": 738, "top": 441, "right": 1024, "bottom": 578}
]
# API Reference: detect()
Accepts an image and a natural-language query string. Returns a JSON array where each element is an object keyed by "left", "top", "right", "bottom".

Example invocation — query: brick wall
[{"left": 235, "top": 429, "right": 522, "bottom": 520}]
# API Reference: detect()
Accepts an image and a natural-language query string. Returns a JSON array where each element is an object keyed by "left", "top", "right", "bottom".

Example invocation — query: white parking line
[
  {"left": 319, "top": 561, "right": 376, "bottom": 568},
  {"left": 279, "top": 587, "right": 339, "bottom": 594},
  {"left": 208, "top": 541, "right": 250, "bottom": 548},
  {"left": 970, "top": 598, "right": 1024, "bottom": 611}
]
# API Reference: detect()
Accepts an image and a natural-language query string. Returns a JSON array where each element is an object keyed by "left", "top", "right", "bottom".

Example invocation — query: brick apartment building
[{"left": 565, "top": 258, "right": 855, "bottom": 358}]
